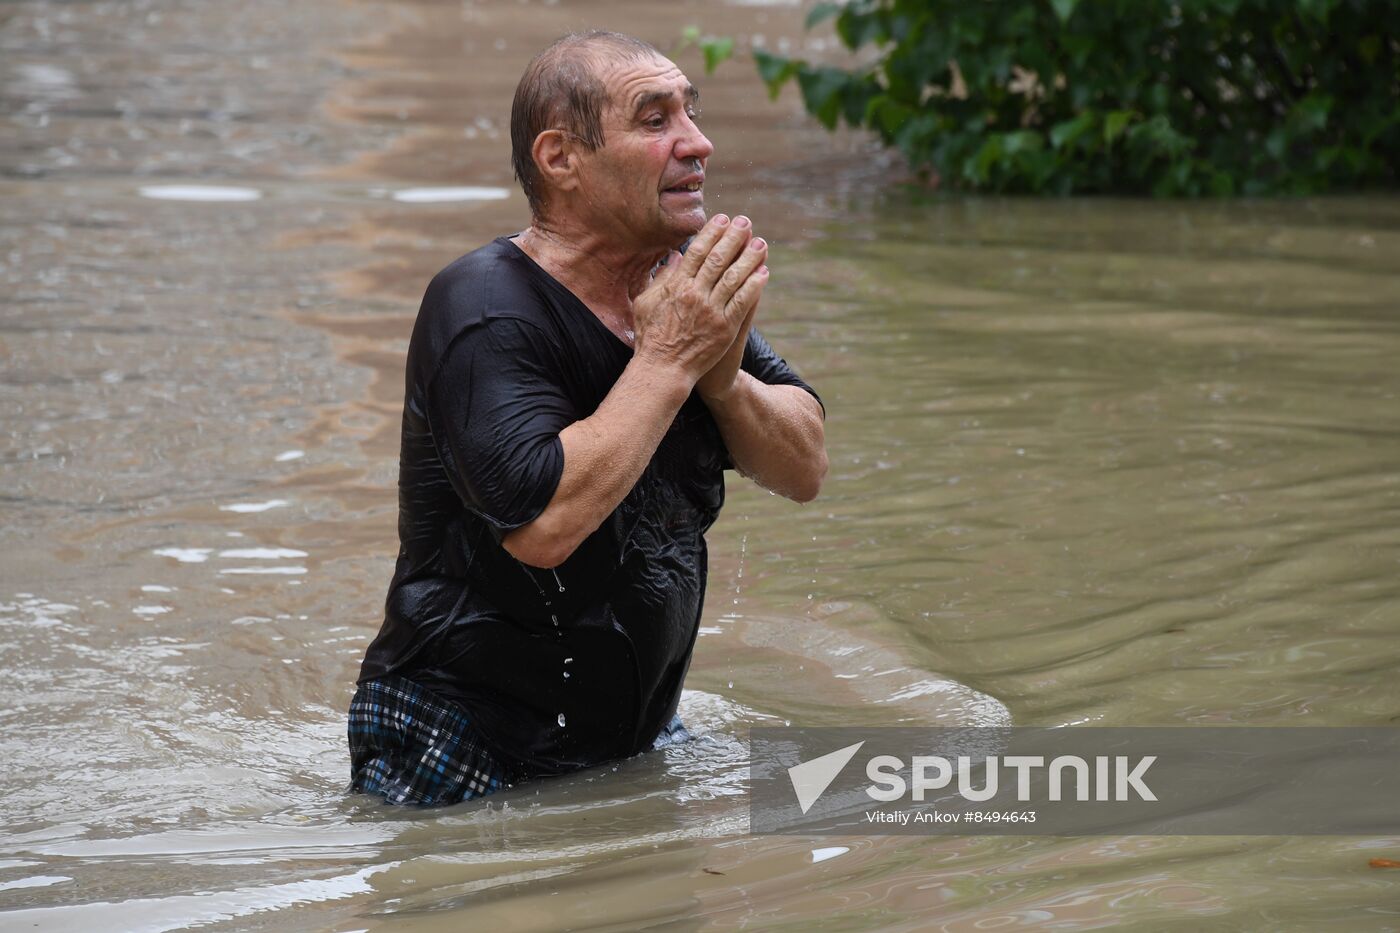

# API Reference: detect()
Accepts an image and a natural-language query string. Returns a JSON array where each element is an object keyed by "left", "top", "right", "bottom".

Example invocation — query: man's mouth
[{"left": 662, "top": 176, "right": 704, "bottom": 195}]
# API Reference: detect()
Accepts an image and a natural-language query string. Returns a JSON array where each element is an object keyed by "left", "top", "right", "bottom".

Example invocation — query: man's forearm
[
  {"left": 703, "top": 371, "right": 827, "bottom": 502},
  {"left": 503, "top": 357, "right": 692, "bottom": 568}
]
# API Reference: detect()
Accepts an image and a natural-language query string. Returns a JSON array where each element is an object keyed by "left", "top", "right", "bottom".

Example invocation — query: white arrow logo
[{"left": 788, "top": 741, "right": 865, "bottom": 814}]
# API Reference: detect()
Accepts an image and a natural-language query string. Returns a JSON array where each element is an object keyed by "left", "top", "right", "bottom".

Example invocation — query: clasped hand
[{"left": 632, "top": 213, "right": 768, "bottom": 400}]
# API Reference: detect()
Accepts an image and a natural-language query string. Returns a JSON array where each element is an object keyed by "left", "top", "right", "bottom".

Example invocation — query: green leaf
[
  {"left": 840, "top": 77, "right": 879, "bottom": 126},
  {"left": 882, "top": 48, "right": 925, "bottom": 103},
  {"left": 867, "top": 96, "right": 915, "bottom": 136},
  {"left": 1297, "top": 0, "right": 1338, "bottom": 22},
  {"left": 797, "top": 66, "right": 849, "bottom": 129},
  {"left": 1289, "top": 93, "right": 1333, "bottom": 136},
  {"left": 753, "top": 49, "right": 801, "bottom": 100},
  {"left": 1001, "top": 130, "right": 1043, "bottom": 156},
  {"left": 1128, "top": 115, "right": 1191, "bottom": 159},
  {"left": 1146, "top": 83, "right": 1169, "bottom": 114},
  {"left": 1050, "top": 111, "right": 1097, "bottom": 150},
  {"left": 700, "top": 37, "right": 734, "bottom": 75},
  {"left": 969, "top": 135, "right": 1003, "bottom": 184},
  {"left": 835, "top": 6, "right": 887, "bottom": 49},
  {"left": 1358, "top": 35, "right": 1381, "bottom": 65},
  {"left": 1050, "top": 0, "right": 1079, "bottom": 24},
  {"left": 1208, "top": 171, "right": 1236, "bottom": 197},
  {"left": 1103, "top": 109, "right": 1134, "bottom": 144},
  {"left": 805, "top": 2, "right": 842, "bottom": 29}
]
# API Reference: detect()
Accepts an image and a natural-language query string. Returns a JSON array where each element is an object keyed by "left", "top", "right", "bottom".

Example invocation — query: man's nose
[{"left": 676, "top": 113, "right": 714, "bottom": 162}]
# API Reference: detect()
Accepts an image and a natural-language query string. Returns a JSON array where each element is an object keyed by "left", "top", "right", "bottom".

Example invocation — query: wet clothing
[
  {"left": 353, "top": 235, "right": 819, "bottom": 783},
  {"left": 348, "top": 675, "right": 690, "bottom": 806},
  {"left": 349, "top": 675, "right": 512, "bottom": 806}
]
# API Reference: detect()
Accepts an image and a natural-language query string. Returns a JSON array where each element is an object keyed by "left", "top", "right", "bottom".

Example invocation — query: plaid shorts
[
  {"left": 348, "top": 675, "right": 690, "bottom": 807},
  {"left": 347, "top": 676, "right": 513, "bottom": 807}
]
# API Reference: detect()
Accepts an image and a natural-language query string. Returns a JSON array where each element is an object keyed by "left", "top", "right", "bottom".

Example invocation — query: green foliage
[
  {"left": 749, "top": 0, "right": 1400, "bottom": 195},
  {"left": 680, "top": 26, "right": 735, "bottom": 75}
]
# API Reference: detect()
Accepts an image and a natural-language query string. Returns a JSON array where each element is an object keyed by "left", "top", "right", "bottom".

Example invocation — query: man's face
[{"left": 574, "top": 54, "right": 714, "bottom": 250}]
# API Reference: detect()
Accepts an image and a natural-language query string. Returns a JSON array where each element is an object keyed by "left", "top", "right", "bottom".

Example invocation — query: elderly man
[{"left": 348, "top": 31, "right": 827, "bottom": 806}]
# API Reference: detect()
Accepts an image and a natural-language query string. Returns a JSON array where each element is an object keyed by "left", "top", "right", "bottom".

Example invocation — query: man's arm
[
  {"left": 503, "top": 214, "right": 769, "bottom": 568},
  {"left": 501, "top": 358, "right": 690, "bottom": 568},
  {"left": 701, "top": 371, "right": 827, "bottom": 503}
]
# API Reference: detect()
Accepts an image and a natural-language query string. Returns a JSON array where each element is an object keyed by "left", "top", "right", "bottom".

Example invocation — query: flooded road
[{"left": 4, "top": 0, "right": 1400, "bottom": 929}]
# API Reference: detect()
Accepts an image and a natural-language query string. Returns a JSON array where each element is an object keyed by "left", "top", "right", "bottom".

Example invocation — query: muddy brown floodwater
[{"left": 4, "top": 0, "right": 1400, "bottom": 930}]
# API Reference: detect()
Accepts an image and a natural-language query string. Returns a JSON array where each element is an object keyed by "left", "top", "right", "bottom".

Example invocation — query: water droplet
[
  {"left": 557, "top": 713, "right": 566, "bottom": 727},
  {"left": 563, "top": 671, "right": 570, "bottom": 679},
  {"left": 728, "top": 681, "right": 734, "bottom": 689}
]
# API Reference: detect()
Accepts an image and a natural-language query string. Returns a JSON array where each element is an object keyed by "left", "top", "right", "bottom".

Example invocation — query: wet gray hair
[{"left": 510, "top": 31, "right": 661, "bottom": 218}]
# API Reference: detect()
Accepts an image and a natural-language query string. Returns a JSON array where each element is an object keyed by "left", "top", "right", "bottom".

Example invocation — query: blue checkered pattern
[
  {"left": 347, "top": 676, "right": 513, "bottom": 807},
  {"left": 348, "top": 675, "right": 692, "bottom": 806}
]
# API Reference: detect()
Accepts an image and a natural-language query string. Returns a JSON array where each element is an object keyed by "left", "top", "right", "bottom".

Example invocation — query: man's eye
[{"left": 645, "top": 115, "right": 666, "bottom": 128}]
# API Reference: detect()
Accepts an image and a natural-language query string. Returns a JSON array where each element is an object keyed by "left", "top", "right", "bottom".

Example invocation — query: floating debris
[
  {"left": 218, "top": 548, "right": 308, "bottom": 559},
  {"left": 138, "top": 185, "right": 262, "bottom": 202},
  {"left": 390, "top": 186, "right": 509, "bottom": 203},
  {"left": 153, "top": 547, "right": 212, "bottom": 563},
  {"left": 219, "top": 500, "right": 290, "bottom": 513},
  {"left": 811, "top": 847, "right": 849, "bottom": 864}
]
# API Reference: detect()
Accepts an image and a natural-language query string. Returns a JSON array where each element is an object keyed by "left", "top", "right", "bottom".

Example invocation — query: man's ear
[{"left": 532, "top": 129, "right": 580, "bottom": 195}]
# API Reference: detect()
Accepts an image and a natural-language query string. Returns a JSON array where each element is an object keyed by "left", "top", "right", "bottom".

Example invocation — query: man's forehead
[{"left": 600, "top": 55, "right": 698, "bottom": 109}]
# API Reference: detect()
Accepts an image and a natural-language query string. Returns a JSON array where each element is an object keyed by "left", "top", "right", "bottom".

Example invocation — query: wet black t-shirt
[{"left": 356, "top": 236, "right": 820, "bottom": 778}]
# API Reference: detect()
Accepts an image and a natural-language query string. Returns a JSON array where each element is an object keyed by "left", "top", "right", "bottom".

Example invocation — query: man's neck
[{"left": 515, "top": 220, "right": 667, "bottom": 324}]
